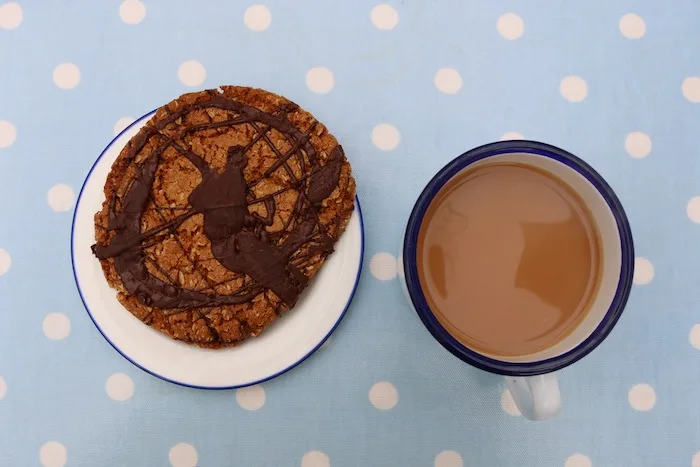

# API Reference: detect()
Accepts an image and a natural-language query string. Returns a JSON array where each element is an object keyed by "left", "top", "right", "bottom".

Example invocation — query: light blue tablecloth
[{"left": 1, "top": 1, "right": 700, "bottom": 466}]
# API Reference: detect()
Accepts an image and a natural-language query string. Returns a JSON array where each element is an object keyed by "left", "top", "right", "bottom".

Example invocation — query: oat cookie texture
[{"left": 92, "top": 86, "right": 356, "bottom": 348}]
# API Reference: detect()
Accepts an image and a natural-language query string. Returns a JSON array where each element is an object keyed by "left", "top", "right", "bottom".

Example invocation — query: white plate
[{"left": 71, "top": 112, "right": 364, "bottom": 389}]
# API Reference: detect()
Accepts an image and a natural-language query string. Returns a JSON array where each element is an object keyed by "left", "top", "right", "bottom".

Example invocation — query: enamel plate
[{"left": 71, "top": 111, "right": 364, "bottom": 389}]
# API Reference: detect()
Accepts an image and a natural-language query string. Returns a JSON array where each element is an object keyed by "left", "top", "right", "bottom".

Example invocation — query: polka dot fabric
[{"left": 0, "top": 2, "right": 698, "bottom": 466}]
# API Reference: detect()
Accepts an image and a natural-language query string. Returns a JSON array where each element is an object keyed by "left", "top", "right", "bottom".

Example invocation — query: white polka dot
[
  {"left": 0, "top": 2, "right": 22, "bottom": 30},
  {"left": 619, "top": 13, "right": 646, "bottom": 39},
  {"left": 625, "top": 132, "right": 652, "bottom": 158},
  {"left": 40, "top": 441, "right": 67, "bottom": 467},
  {"left": 47, "top": 184, "right": 75, "bottom": 212},
  {"left": 301, "top": 451, "right": 330, "bottom": 467},
  {"left": 682, "top": 77, "right": 700, "bottom": 103},
  {"left": 0, "top": 120, "right": 17, "bottom": 148},
  {"left": 0, "top": 249, "right": 10, "bottom": 276},
  {"left": 500, "top": 389, "right": 521, "bottom": 416},
  {"left": 565, "top": 453, "right": 592, "bottom": 467},
  {"left": 370, "top": 4, "right": 398, "bottom": 30},
  {"left": 119, "top": 0, "right": 146, "bottom": 25},
  {"left": 687, "top": 197, "right": 700, "bottom": 224},
  {"left": 628, "top": 383, "right": 656, "bottom": 411},
  {"left": 169, "top": 443, "right": 197, "bottom": 467},
  {"left": 43, "top": 313, "right": 71, "bottom": 340},
  {"left": 434, "top": 450, "right": 463, "bottom": 467},
  {"left": 500, "top": 131, "right": 524, "bottom": 141},
  {"left": 560, "top": 76, "right": 588, "bottom": 102},
  {"left": 113, "top": 117, "right": 135, "bottom": 136},
  {"left": 633, "top": 257, "right": 654, "bottom": 285},
  {"left": 178, "top": 60, "right": 206, "bottom": 87},
  {"left": 369, "top": 381, "right": 398, "bottom": 410},
  {"left": 0, "top": 376, "right": 6, "bottom": 400},
  {"left": 52, "top": 63, "right": 81, "bottom": 90},
  {"left": 370, "top": 252, "right": 397, "bottom": 281},
  {"left": 244, "top": 5, "right": 271, "bottom": 32},
  {"left": 692, "top": 451, "right": 700, "bottom": 467},
  {"left": 105, "top": 373, "right": 134, "bottom": 401},
  {"left": 434, "top": 68, "right": 462, "bottom": 94},
  {"left": 371, "top": 124, "right": 400, "bottom": 151},
  {"left": 497, "top": 13, "right": 524, "bottom": 40},
  {"left": 397, "top": 254, "right": 404, "bottom": 278},
  {"left": 689, "top": 325, "right": 700, "bottom": 350},
  {"left": 305, "top": 67, "right": 334, "bottom": 94},
  {"left": 236, "top": 384, "right": 265, "bottom": 411}
]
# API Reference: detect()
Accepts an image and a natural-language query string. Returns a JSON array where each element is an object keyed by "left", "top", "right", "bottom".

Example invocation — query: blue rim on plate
[
  {"left": 71, "top": 111, "right": 365, "bottom": 390},
  {"left": 403, "top": 140, "right": 634, "bottom": 377}
]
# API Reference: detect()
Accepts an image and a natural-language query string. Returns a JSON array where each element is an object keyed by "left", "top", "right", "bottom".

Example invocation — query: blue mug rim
[{"left": 403, "top": 140, "right": 634, "bottom": 376}]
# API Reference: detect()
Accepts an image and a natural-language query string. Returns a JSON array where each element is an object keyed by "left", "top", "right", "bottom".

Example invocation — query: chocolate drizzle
[{"left": 92, "top": 91, "right": 348, "bottom": 311}]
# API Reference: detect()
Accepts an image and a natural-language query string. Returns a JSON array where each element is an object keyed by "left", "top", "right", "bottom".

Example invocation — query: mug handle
[{"left": 505, "top": 373, "right": 561, "bottom": 421}]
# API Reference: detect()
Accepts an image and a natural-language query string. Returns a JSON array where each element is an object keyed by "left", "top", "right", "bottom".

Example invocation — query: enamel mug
[{"left": 401, "top": 141, "right": 634, "bottom": 420}]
